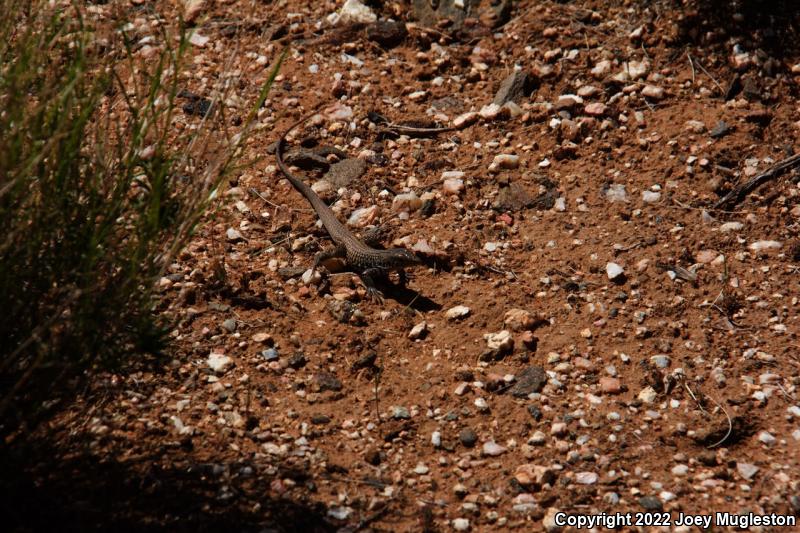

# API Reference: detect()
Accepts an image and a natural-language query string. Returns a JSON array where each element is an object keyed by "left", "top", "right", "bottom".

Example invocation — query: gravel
[{"left": 43, "top": 1, "right": 800, "bottom": 531}]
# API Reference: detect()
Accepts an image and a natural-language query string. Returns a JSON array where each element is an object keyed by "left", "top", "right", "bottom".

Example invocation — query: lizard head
[{"left": 388, "top": 248, "right": 423, "bottom": 268}]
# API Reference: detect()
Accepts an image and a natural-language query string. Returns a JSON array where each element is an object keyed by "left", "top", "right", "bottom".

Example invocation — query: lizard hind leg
[{"left": 312, "top": 244, "right": 347, "bottom": 273}]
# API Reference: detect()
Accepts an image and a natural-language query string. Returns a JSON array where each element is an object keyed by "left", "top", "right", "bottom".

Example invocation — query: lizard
[{"left": 275, "top": 108, "right": 422, "bottom": 302}]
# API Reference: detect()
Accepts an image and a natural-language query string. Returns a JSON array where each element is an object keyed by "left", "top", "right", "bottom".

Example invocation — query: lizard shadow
[
  {"left": 370, "top": 255, "right": 449, "bottom": 311},
  {"left": 379, "top": 281, "right": 440, "bottom": 312}
]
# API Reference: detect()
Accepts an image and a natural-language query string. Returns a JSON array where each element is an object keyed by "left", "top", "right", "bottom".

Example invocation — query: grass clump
[{"left": 0, "top": 0, "right": 281, "bottom": 434}]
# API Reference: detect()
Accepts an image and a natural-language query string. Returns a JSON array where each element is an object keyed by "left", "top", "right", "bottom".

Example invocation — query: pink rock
[
  {"left": 497, "top": 213, "right": 513, "bottom": 225},
  {"left": 600, "top": 377, "right": 621, "bottom": 394},
  {"left": 696, "top": 249, "right": 719, "bottom": 264},
  {"left": 641, "top": 85, "right": 665, "bottom": 100},
  {"left": 584, "top": 102, "right": 608, "bottom": 116}
]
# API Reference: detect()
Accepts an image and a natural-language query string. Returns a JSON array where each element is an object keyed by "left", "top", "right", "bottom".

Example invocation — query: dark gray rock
[
  {"left": 638, "top": 496, "right": 663, "bottom": 511},
  {"left": 493, "top": 70, "right": 534, "bottom": 106},
  {"left": 412, "top": 0, "right": 512, "bottom": 30},
  {"left": 314, "top": 371, "right": 343, "bottom": 392},
  {"left": 510, "top": 366, "right": 546, "bottom": 398},
  {"left": 288, "top": 352, "right": 307, "bottom": 369},
  {"left": 413, "top": 0, "right": 480, "bottom": 29},
  {"left": 494, "top": 182, "right": 556, "bottom": 212},
  {"left": 459, "top": 427, "right": 478, "bottom": 447},
  {"left": 366, "top": 21, "right": 407, "bottom": 48},
  {"left": 311, "top": 414, "right": 331, "bottom": 424},
  {"left": 709, "top": 120, "right": 731, "bottom": 139},
  {"left": 324, "top": 158, "right": 367, "bottom": 188},
  {"left": 328, "top": 300, "right": 356, "bottom": 324},
  {"left": 262, "top": 348, "right": 279, "bottom": 362}
]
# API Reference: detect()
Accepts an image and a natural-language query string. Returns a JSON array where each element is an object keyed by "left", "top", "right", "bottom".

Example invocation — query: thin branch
[
  {"left": 693, "top": 56, "right": 725, "bottom": 96},
  {"left": 714, "top": 152, "right": 800, "bottom": 209},
  {"left": 704, "top": 394, "right": 733, "bottom": 449}
]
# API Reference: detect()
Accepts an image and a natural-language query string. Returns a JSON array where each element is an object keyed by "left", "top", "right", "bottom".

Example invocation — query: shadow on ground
[
  {"left": 0, "top": 437, "right": 335, "bottom": 533},
  {"left": 678, "top": 0, "right": 800, "bottom": 58}
]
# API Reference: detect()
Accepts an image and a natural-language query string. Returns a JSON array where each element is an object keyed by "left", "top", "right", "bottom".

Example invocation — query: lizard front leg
[{"left": 359, "top": 267, "right": 388, "bottom": 303}]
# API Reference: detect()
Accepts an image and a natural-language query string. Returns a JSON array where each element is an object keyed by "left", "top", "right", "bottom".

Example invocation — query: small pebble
[
  {"left": 737, "top": 462, "right": 759, "bottom": 480},
  {"left": 261, "top": 348, "right": 279, "bottom": 362},
  {"left": 638, "top": 386, "right": 657, "bottom": 403},
  {"left": 720, "top": 221, "right": 744, "bottom": 232},
  {"left": 459, "top": 428, "right": 478, "bottom": 447},
  {"left": 443, "top": 178, "right": 465, "bottom": 195},
  {"left": 749, "top": 240, "right": 781, "bottom": 252},
  {"left": 446, "top": 305, "right": 471, "bottom": 320},
  {"left": 641, "top": 85, "right": 665, "bottom": 99},
  {"left": 584, "top": 102, "right": 608, "bottom": 116},
  {"left": 474, "top": 397, "right": 489, "bottom": 412},
  {"left": 408, "top": 321, "right": 428, "bottom": 340},
  {"left": 641, "top": 190, "right": 661, "bottom": 203},
  {"left": 696, "top": 249, "right": 719, "bottom": 263},
  {"left": 207, "top": 352, "right": 233, "bottom": 374},
  {"left": 600, "top": 377, "right": 621, "bottom": 394},
  {"left": 484, "top": 330, "right": 513, "bottom": 352},
  {"left": 606, "top": 262, "right": 624, "bottom": 281},
  {"left": 639, "top": 496, "right": 663, "bottom": 511},
  {"left": 482, "top": 440, "right": 507, "bottom": 456},
  {"left": 453, "top": 112, "right": 478, "bottom": 128},
  {"left": 226, "top": 228, "right": 244, "bottom": 242},
  {"left": 684, "top": 120, "right": 706, "bottom": 133},
  {"left": 391, "top": 406, "right": 410, "bottom": 419},
  {"left": 452, "top": 518, "right": 470, "bottom": 531},
  {"left": 757, "top": 431, "right": 776, "bottom": 445},
  {"left": 488, "top": 154, "right": 520, "bottom": 173},
  {"left": 671, "top": 464, "right": 689, "bottom": 476},
  {"left": 650, "top": 355, "right": 671, "bottom": 369}
]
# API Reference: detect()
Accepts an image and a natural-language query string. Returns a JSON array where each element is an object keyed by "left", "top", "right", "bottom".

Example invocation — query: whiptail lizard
[{"left": 276, "top": 108, "right": 422, "bottom": 301}]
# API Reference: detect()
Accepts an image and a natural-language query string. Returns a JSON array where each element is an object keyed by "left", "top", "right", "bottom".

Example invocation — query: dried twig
[
  {"left": 485, "top": 264, "right": 518, "bottom": 280},
  {"left": 679, "top": 374, "right": 733, "bottom": 448},
  {"left": 704, "top": 394, "right": 733, "bottom": 449},
  {"left": 714, "top": 152, "right": 800, "bottom": 209},
  {"left": 380, "top": 123, "right": 461, "bottom": 137},
  {"left": 328, "top": 474, "right": 388, "bottom": 489},
  {"left": 693, "top": 57, "right": 725, "bottom": 96},
  {"left": 682, "top": 379, "right": 706, "bottom": 414},
  {"left": 353, "top": 505, "right": 391, "bottom": 532},
  {"left": 402, "top": 293, "right": 421, "bottom": 315}
]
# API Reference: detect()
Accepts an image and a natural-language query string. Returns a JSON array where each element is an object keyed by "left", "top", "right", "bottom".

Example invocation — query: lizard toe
[{"left": 365, "top": 287, "right": 385, "bottom": 304}]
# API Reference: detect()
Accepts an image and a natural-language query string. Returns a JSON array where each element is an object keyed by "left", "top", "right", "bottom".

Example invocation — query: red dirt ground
[{"left": 5, "top": 1, "right": 800, "bottom": 531}]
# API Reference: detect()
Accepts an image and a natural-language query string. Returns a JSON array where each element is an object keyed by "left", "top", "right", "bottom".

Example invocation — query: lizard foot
[{"left": 365, "top": 286, "right": 385, "bottom": 304}]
